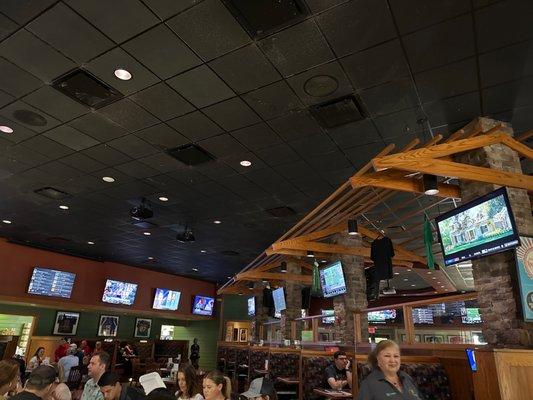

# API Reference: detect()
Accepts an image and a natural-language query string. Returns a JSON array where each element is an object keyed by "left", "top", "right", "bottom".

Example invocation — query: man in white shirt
[
  {"left": 81, "top": 352, "right": 110, "bottom": 400},
  {"left": 58, "top": 344, "right": 79, "bottom": 382}
]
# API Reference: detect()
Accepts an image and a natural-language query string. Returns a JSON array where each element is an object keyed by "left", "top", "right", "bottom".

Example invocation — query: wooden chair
[{"left": 66, "top": 366, "right": 83, "bottom": 391}]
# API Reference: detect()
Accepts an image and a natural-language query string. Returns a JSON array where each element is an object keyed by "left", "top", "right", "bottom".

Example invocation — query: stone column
[
  {"left": 455, "top": 117, "right": 533, "bottom": 347},
  {"left": 280, "top": 261, "right": 302, "bottom": 340},
  {"left": 252, "top": 282, "right": 268, "bottom": 341},
  {"left": 331, "top": 232, "right": 368, "bottom": 345}
]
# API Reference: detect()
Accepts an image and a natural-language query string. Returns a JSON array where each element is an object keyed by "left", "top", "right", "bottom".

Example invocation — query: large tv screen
[
  {"left": 272, "top": 287, "right": 286, "bottom": 312},
  {"left": 102, "top": 279, "right": 138, "bottom": 306},
  {"left": 436, "top": 187, "right": 520, "bottom": 266},
  {"left": 192, "top": 295, "right": 215, "bottom": 316},
  {"left": 28, "top": 267, "right": 76, "bottom": 298},
  {"left": 319, "top": 260, "right": 347, "bottom": 298},
  {"left": 462, "top": 308, "right": 482, "bottom": 324},
  {"left": 247, "top": 297, "right": 255, "bottom": 316},
  {"left": 412, "top": 308, "right": 434, "bottom": 324},
  {"left": 321, "top": 309, "right": 335, "bottom": 324},
  {"left": 368, "top": 309, "right": 397, "bottom": 323},
  {"left": 153, "top": 288, "right": 181, "bottom": 311}
]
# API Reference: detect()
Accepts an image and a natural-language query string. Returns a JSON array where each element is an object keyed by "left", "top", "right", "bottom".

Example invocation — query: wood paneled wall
[{"left": 494, "top": 349, "right": 533, "bottom": 400}]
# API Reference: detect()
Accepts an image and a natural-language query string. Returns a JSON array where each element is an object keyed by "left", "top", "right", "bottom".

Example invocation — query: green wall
[
  {"left": 171, "top": 319, "right": 218, "bottom": 371},
  {"left": 0, "top": 314, "right": 33, "bottom": 335},
  {"left": 223, "top": 295, "right": 253, "bottom": 321}
]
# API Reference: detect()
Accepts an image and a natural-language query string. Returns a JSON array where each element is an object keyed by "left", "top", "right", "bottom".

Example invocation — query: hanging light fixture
[
  {"left": 422, "top": 174, "right": 439, "bottom": 195},
  {"left": 348, "top": 219, "right": 359, "bottom": 235}
]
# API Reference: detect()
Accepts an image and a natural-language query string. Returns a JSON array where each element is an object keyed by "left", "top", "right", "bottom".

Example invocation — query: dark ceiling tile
[
  {"left": 22, "top": 85, "right": 88, "bottom": 122},
  {"left": 166, "top": 65, "right": 235, "bottom": 108},
  {"left": 202, "top": 97, "right": 260, "bottom": 131},
  {"left": 108, "top": 134, "right": 159, "bottom": 159},
  {"left": 3, "top": 142, "right": 51, "bottom": 167},
  {"left": 222, "top": 151, "right": 267, "bottom": 173},
  {"left": 415, "top": 58, "right": 478, "bottom": 103},
  {"left": 289, "top": 133, "right": 337, "bottom": 157},
  {"left": 208, "top": 44, "right": 282, "bottom": 94},
  {"left": 89, "top": 166, "right": 135, "bottom": 184},
  {"left": 244, "top": 167, "right": 298, "bottom": 195},
  {"left": 0, "top": 0, "right": 56, "bottom": 25},
  {"left": 167, "top": 0, "right": 251, "bottom": 60},
  {"left": 317, "top": 0, "right": 396, "bottom": 57},
  {"left": 24, "top": 135, "right": 75, "bottom": 159},
  {"left": 38, "top": 160, "right": 83, "bottom": 180},
  {"left": 0, "top": 100, "right": 61, "bottom": 133},
  {"left": 318, "top": 166, "right": 355, "bottom": 186},
  {"left": 68, "top": 113, "right": 128, "bottom": 142},
  {"left": 65, "top": 0, "right": 159, "bottom": 43},
  {"left": 0, "top": 90, "right": 14, "bottom": 109},
  {"left": 389, "top": 0, "right": 470, "bottom": 34},
  {"left": 97, "top": 99, "right": 159, "bottom": 132},
  {"left": 138, "top": 152, "right": 183, "bottom": 173},
  {"left": 198, "top": 133, "right": 247, "bottom": 158},
  {"left": 268, "top": 110, "right": 323, "bottom": 141},
  {"left": 26, "top": 3, "right": 114, "bottom": 63},
  {"left": 143, "top": 0, "right": 198, "bottom": 19},
  {"left": 475, "top": 0, "right": 533, "bottom": 53},
  {"left": 305, "top": 0, "right": 348, "bottom": 13},
  {"left": 328, "top": 118, "right": 382, "bottom": 149},
  {"left": 0, "top": 57, "right": 42, "bottom": 97},
  {"left": 242, "top": 80, "right": 303, "bottom": 120},
  {"left": 286, "top": 60, "right": 354, "bottom": 106},
  {"left": 359, "top": 78, "right": 419, "bottom": 116},
  {"left": 340, "top": 39, "right": 409, "bottom": 90},
  {"left": 403, "top": 15, "right": 475, "bottom": 73},
  {"left": 479, "top": 41, "right": 533, "bottom": 88},
  {"left": 167, "top": 111, "right": 223, "bottom": 142},
  {"left": 85, "top": 47, "right": 159, "bottom": 96},
  {"left": 167, "top": 167, "right": 209, "bottom": 185},
  {"left": 0, "top": 13, "right": 18, "bottom": 41},
  {"left": 193, "top": 160, "right": 236, "bottom": 180},
  {"left": 135, "top": 123, "right": 189, "bottom": 150},
  {"left": 44, "top": 125, "right": 100, "bottom": 151},
  {"left": 59, "top": 153, "right": 106, "bottom": 173},
  {"left": 129, "top": 82, "right": 195, "bottom": 121},
  {"left": 258, "top": 19, "right": 334, "bottom": 77},
  {"left": 374, "top": 107, "right": 426, "bottom": 140},
  {"left": 343, "top": 142, "right": 387, "bottom": 168},
  {"left": 306, "top": 150, "right": 352, "bottom": 171},
  {"left": 255, "top": 143, "right": 300, "bottom": 166},
  {"left": 0, "top": 29, "right": 75, "bottom": 81},
  {"left": 122, "top": 24, "right": 201, "bottom": 79},
  {"left": 81, "top": 144, "right": 132, "bottom": 166},
  {"left": 0, "top": 116, "right": 39, "bottom": 144},
  {"left": 231, "top": 122, "right": 282, "bottom": 151},
  {"left": 274, "top": 159, "right": 314, "bottom": 182},
  {"left": 482, "top": 77, "right": 533, "bottom": 114},
  {"left": 424, "top": 92, "right": 481, "bottom": 127}
]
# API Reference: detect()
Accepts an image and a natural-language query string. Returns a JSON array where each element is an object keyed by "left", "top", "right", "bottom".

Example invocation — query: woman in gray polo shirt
[{"left": 357, "top": 340, "right": 422, "bottom": 400}]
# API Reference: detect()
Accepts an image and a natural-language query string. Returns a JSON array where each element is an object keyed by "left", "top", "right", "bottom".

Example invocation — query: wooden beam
[
  {"left": 517, "top": 130, "right": 533, "bottom": 142},
  {"left": 377, "top": 158, "right": 533, "bottom": 191},
  {"left": 444, "top": 129, "right": 465, "bottom": 143},
  {"left": 236, "top": 271, "right": 312, "bottom": 284},
  {"left": 501, "top": 135, "right": 533, "bottom": 159}
]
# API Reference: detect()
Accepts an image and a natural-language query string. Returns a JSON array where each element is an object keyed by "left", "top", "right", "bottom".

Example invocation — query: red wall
[{"left": 0, "top": 239, "right": 216, "bottom": 317}]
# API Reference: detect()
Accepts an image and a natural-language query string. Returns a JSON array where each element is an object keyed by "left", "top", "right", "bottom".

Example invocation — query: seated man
[
  {"left": 325, "top": 351, "right": 352, "bottom": 390},
  {"left": 98, "top": 372, "right": 144, "bottom": 400}
]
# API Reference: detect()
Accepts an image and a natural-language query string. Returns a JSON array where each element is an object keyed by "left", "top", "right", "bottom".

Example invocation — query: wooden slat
[
  {"left": 236, "top": 271, "right": 312, "bottom": 284},
  {"left": 501, "top": 135, "right": 533, "bottom": 159},
  {"left": 445, "top": 128, "right": 465, "bottom": 143}
]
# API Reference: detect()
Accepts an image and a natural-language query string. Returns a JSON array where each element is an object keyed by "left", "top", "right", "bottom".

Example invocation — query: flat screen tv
[
  {"left": 412, "top": 308, "right": 434, "bottom": 324},
  {"left": 272, "top": 287, "right": 286, "bottom": 312},
  {"left": 153, "top": 288, "right": 181, "bottom": 311},
  {"left": 192, "top": 295, "right": 215, "bottom": 316},
  {"left": 368, "top": 309, "right": 397, "bottom": 323},
  {"left": 321, "top": 309, "right": 335, "bottom": 324},
  {"left": 102, "top": 279, "right": 138, "bottom": 306},
  {"left": 436, "top": 187, "right": 520, "bottom": 266},
  {"left": 28, "top": 267, "right": 76, "bottom": 298},
  {"left": 247, "top": 297, "right": 255, "bottom": 316},
  {"left": 461, "top": 307, "right": 482, "bottom": 324},
  {"left": 319, "top": 260, "right": 347, "bottom": 298}
]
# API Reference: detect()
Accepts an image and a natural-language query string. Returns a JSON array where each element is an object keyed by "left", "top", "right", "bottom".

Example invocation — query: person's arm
[
  {"left": 346, "top": 370, "right": 352, "bottom": 389},
  {"left": 327, "top": 377, "right": 339, "bottom": 390}
]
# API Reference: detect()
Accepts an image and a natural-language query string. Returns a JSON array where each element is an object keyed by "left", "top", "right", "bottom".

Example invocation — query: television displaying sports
[
  {"left": 462, "top": 308, "right": 482, "bottom": 324},
  {"left": 192, "top": 295, "right": 215, "bottom": 316},
  {"left": 436, "top": 187, "right": 520, "bottom": 266},
  {"left": 28, "top": 267, "right": 76, "bottom": 298},
  {"left": 368, "top": 309, "right": 397, "bottom": 323},
  {"left": 247, "top": 297, "right": 255, "bottom": 316},
  {"left": 321, "top": 309, "right": 335, "bottom": 324},
  {"left": 102, "top": 279, "right": 138, "bottom": 306},
  {"left": 412, "top": 308, "right": 434, "bottom": 324},
  {"left": 272, "top": 287, "right": 286, "bottom": 312},
  {"left": 152, "top": 288, "right": 181, "bottom": 311},
  {"left": 319, "top": 261, "right": 347, "bottom": 298}
]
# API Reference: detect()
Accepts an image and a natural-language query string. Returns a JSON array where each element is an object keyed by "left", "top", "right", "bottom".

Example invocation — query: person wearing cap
[
  {"left": 97, "top": 372, "right": 144, "bottom": 400},
  {"left": 81, "top": 352, "right": 110, "bottom": 400},
  {"left": 10, "top": 365, "right": 57, "bottom": 400},
  {"left": 54, "top": 339, "right": 70, "bottom": 363},
  {"left": 58, "top": 345, "right": 79, "bottom": 383},
  {"left": 240, "top": 378, "right": 277, "bottom": 400}
]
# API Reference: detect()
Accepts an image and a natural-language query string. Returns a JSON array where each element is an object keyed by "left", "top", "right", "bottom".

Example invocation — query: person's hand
[{"left": 346, "top": 360, "right": 351, "bottom": 370}]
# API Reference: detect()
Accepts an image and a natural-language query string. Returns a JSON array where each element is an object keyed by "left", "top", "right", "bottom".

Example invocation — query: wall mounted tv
[
  {"left": 368, "top": 309, "right": 397, "bottom": 323},
  {"left": 272, "top": 287, "right": 286, "bottom": 312},
  {"left": 153, "top": 288, "right": 181, "bottom": 311},
  {"left": 461, "top": 307, "right": 482, "bottom": 324},
  {"left": 436, "top": 187, "right": 520, "bottom": 266},
  {"left": 102, "top": 279, "right": 138, "bottom": 306},
  {"left": 247, "top": 297, "right": 256, "bottom": 317},
  {"left": 321, "top": 309, "right": 335, "bottom": 324},
  {"left": 319, "top": 260, "right": 347, "bottom": 298},
  {"left": 28, "top": 267, "right": 76, "bottom": 298},
  {"left": 192, "top": 295, "right": 215, "bottom": 316}
]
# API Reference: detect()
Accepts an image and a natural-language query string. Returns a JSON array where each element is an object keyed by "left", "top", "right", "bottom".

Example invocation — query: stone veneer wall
[
  {"left": 280, "top": 261, "right": 302, "bottom": 340},
  {"left": 455, "top": 118, "right": 533, "bottom": 347}
]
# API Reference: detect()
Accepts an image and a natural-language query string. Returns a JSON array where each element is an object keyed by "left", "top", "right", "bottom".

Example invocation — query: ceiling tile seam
[{"left": 469, "top": 4, "right": 486, "bottom": 117}]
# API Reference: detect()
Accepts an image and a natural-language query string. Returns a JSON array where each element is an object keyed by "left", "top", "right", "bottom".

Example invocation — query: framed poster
[
  {"left": 424, "top": 334, "right": 444, "bottom": 344},
  {"left": 239, "top": 328, "right": 248, "bottom": 342},
  {"left": 515, "top": 236, "right": 533, "bottom": 321},
  {"left": 53, "top": 311, "right": 79, "bottom": 335},
  {"left": 232, "top": 328, "right": 239, "bottom": 342},
  {"left": 134, "top": 318, "right": 152, "bottom": 338},
  {"left": 447, "top": 335, "right": 463, "bottom": 344},
  {"left": 400, "top": 334, "right": 422, "bottom": 343},
  {"left": 98, "top": 315, "right": 119, "bottom": 337}
]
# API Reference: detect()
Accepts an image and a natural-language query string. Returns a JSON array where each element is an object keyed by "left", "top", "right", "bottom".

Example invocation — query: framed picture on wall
[
  {"left": 53, "top": 311, "right": 79, "bottom": 335},
  {"left": 98, "top": 315, "right": 119, "bottom": 337},
  {"left": 134, "top": 318, "right": 152, "bottom": 338},
  {"left": 400, "top": 334, "right": 422, "bottom": 343},
  {"left": 447, "top": 335, "right": 463, "bottom": 344},
  {"left": 239, "top": 328, "right": 248, "bottom": 342},
  {"left": 424, "top": 334, "right": 444, "bottom": 344}
]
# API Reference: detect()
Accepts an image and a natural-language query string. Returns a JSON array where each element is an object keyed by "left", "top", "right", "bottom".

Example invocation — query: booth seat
[
  {"left": 269, "top": 352, "right": 300, "bottom": 379},
  {"left": 301, "top": 356, "right": 332, "bottom": 400},
  {"left": 249, "top": 349, "right": 269, "bottom": 379}
]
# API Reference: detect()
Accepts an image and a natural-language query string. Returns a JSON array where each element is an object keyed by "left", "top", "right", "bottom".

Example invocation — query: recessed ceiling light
[
  {"left": 238, "top": 292, "right": 243, "bottom": 296},
  {"left": 87, "top": 241, "right": 95, "bottom": 245},
  {"left": 394, "top": 272, "right": 400, "bottom": 275},
  {"left": 240, "top": 160, "right": 252, "bottom": 167},
  {"left": 0, "top": 126, "right": 13, "bottom": 134},
  {"left": 102, "top": 176, "right": 115, "bottom": 183},
  {"left": 440, "top": 285, "right": 445, "bottom": 288},
  {"left": 200, "top": 250, "right": 207, "bottom": 253},
  {"left": 114, "top": 68, "right": 132, "bottom": 80},
  {"left": 437, "top": 281, "right": 441, "bottom": 284},
  {"left": 192, "top": 267, "right": 199, "bottom": 272},
  {"left": 213, "top": 220, "right": 221, "bottom": 224},
  {"left": 403, "top": 278, "right": 408, "bottom": 281},
  {"left": 407, "top": 269, "right": 412, "bottom": 272},
  {"left": 2, "top": 220, "right": 12, "bottom": 224},
  {"left": 432, "top": 277, "right": 437, "bottom": 280},
  {"left": 411, "top": 284, "right": 416, "bottom": 287},
  {"left": 427, "top": 271, "right": 432, "bottom": 274},
  {"left": 227, "top": 276, "right": 232, "bottom": 279},
  {"left": 143, "top": 231, "right": 151, "bottom": 236},
  {"left": 59, "top": 205, "right": 69, "bottom": 210},
  {"left": 148, "top": 256, "right": 154, "bottom": 260},
  {"left": 158, "top": 196, "right": 169, "bottom": 202}
]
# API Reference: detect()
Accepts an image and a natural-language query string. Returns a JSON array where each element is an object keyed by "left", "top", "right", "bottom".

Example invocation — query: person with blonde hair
[
  {"left": 202, "top": 371, "right": 231, "bottom": 400},
  {"left": 357, "top": 340, "right": 422, "bottom": 400}
]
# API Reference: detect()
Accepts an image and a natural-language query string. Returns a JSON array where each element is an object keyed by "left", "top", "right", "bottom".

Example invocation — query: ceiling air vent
[
  {"left": 266, "top": 206, "right": 296, "bottom": 217},
  {"left": 34, "top": 187, "right": 72, "bottom": 200},
  {"left": 52, "top": 68, "right": 123, "bottom": 109},
  {"left": 310, "top": 95, "right": 365, "bottom": 128},
  {"left": 167, "top": 144, "right": 215, "bottom": 166},
  {"left": 224, "top": 0, "right": 309, "bottom": 38}
]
